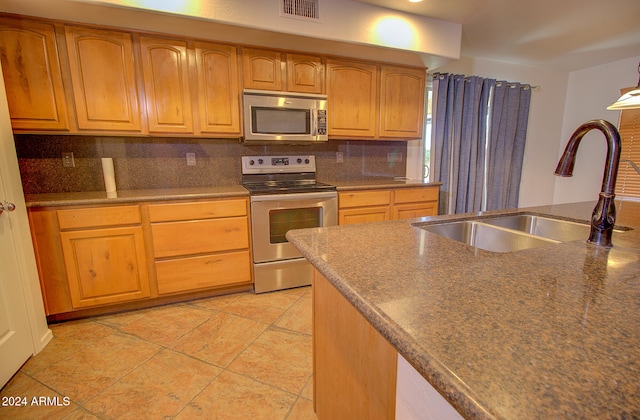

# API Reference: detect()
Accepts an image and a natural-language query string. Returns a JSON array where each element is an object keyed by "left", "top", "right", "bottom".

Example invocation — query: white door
[
  {"left": 0, "top": 63, "right": 50, "bottom": 389},
  {"left": 0, "top": 179, "right": 33, "bottom": 387}
]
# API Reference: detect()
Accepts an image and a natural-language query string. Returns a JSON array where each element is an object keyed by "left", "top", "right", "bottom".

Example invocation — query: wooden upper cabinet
[
  {"left": 286, "top": 53, "right": 324, "bottom": 94},
  {"left": 379, "top": 65, "right": 425, "bottom": 139},
  {"left": 64, "top": 26, "right": 142, "bottom": 131},
  {"left": 242, "top": 48, "right": 284, "bottom": 91},
  {"left": 0, "top": 18, "right": 69, "bottom": 131},
  {"left": 195, "top": 41, "right": 241, "bottom": 135},
  {"left": 139, "top": 36, "right": 193, "bottom": 133},
  {"left": 326, "top": 59, "right": 378, "bottom": 138}
]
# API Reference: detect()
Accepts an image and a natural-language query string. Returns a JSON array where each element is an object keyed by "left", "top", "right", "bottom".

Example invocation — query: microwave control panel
[{"left": 317, "top": 110, "right": 327, "bottom": 135}]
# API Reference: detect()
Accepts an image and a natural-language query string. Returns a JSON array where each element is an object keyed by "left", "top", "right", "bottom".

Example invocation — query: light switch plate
[{"left": 62, "top": 152, "right": 75, "bottom": 168}]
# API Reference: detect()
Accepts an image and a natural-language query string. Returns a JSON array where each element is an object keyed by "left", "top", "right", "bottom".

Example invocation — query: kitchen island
[{"left": 286, "top": 200, "right": 640, "bottom": 419}]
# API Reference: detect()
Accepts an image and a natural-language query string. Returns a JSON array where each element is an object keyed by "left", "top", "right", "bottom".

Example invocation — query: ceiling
[{"left": 354, "top": 0, "right": 640, "bottom": 71}]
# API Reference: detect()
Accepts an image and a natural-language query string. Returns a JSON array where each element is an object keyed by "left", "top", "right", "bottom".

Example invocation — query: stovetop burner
[
  {"left": 243, "top": 180, "right": 336, "bottom": 195},
  {"left": 241, "top": 155, "right": 335, "bottom": 195}
]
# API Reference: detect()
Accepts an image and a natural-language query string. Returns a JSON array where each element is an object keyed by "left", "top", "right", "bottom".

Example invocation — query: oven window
[
  {"left": 269, "top": 207, "right": 322, "bottom": 244},
  {"left": 252, "top": 107, "right": 310, "bottom": 134}
]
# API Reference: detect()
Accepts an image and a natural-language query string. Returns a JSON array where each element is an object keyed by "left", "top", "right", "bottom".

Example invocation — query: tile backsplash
[{"left": 15, "top": 135, "right": 408, "bottom": 194}]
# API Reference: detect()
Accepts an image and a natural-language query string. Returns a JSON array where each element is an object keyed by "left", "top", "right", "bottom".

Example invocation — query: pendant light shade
[{"left": 607, "top": 62, "right": 640, "bottom": 110}]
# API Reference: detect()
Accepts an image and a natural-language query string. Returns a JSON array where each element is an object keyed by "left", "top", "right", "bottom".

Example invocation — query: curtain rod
[{"left": 429, "top": 72, "right": 540, "bottom": 91}]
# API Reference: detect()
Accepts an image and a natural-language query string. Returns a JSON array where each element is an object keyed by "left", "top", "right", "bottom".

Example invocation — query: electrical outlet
[
  {"left": 62, "top": 152, "right": 75, "bottom": 168},
  {"left": 336, "top": 152, "right": 344, "bottom": 163},
  {"left": 186, "top": 152, "right": 196, "bottom": 166}
]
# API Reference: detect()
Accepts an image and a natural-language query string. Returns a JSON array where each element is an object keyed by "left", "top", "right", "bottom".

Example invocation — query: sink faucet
[{"left": 554, "top": 119, "right": 622, "bottom": 247}]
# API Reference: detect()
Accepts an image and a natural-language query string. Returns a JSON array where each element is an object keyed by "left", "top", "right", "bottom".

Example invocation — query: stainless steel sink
[
  {"left": 482, "top": 214, "right": 591, "bottom": 242},
  {"left": 418, "top": 220, "right": 558, "bottom": 253},
  {"left": 413, "top": 213, "right": 627, "bottom": 253}
]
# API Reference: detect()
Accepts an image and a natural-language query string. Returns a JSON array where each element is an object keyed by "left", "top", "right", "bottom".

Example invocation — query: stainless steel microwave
[{"left": 242, "top": 90, "right": 328, "bottom": 144}]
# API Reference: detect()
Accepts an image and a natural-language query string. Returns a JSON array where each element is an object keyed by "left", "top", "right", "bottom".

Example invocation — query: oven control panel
[{"left": 242, "top": 155, "right": 316, "bottom": 174}]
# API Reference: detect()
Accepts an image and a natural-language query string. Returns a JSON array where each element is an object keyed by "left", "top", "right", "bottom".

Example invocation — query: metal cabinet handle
[{"left": 0, "top": 201, "right": 16, "bottom": 215}]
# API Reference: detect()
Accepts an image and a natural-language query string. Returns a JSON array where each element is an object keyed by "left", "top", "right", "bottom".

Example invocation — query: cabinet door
[
  {"left": 314, "top": 270, "right": 397, "bottom": 418},
  {"left": 242, "top": 48, "right": 283, "bottom": 91},
  {"left": 339, "top": 207, "right": 390, "bottom": 225},
  {"left": 64, "top": 26, "right": 142, "bottom": 131},
  {"left": 60, "top": 226, "right": 150, "bottom": 308},
  {"left": 326, "top": 59, "right": 378, "bottom": 138},
  {"left": 195, "top": 42, "right": 241, "bottom": 135},
  {"left": 0, "top": 18, "right": 69, "bottom": 131},
  {"left": 286, "top": 53, "right": 324, "bottom": 94},
  {"left": 379, "top": 65, "right": 425, "bottom": 139},
  {"left": 392, "top": 203, "right": 437, "bottom": 220},
  {"left": 139, "top": 36, "right": 193, "bottom": 133}
]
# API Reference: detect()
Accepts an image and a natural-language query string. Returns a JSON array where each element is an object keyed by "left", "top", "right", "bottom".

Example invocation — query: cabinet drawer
[
  {"left": 155, "top": 250, "right": 251, "bottom": 295},
  {"left": 57, "top": 205, "right": 141, "bottom": 230},
  {"left": 339, "top": 190, "right": 391, "bottom": 208},
  {"left": 152, "top": 216, "right": 249, "bottom": 258},
  {"left": 148, "top": 198, "right": 247, "bottom": 222},
  {"left": 393, "top": 187, "right": 439, "bottom": 204}
]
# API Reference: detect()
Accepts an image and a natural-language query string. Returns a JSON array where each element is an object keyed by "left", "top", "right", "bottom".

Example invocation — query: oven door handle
[{"left": 250, "top": 191, "right": 337, "bottom": 202}]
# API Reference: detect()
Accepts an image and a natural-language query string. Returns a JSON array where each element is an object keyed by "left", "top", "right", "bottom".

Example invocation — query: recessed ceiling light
[{"left": 408, "top": 0, "right": 424, "bottom": 3}]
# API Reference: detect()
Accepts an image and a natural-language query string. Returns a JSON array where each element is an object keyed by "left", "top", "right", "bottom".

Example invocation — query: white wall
[
  {"left": 433, "top": 55, "right": 640, "bottom": 207},
  {"left": 0, "top": 0, "right": 461, "bottom": 68},
  {"left": 434, "top": 56, "right": 569, "bottom": 207},
  {"left": 553, "top": 56, "right": 640, "bottom": 204}
]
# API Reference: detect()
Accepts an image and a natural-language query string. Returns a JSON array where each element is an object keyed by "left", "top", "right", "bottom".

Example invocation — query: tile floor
[{"left": 0, "top": 286, "right": 317, "bottom": 419}]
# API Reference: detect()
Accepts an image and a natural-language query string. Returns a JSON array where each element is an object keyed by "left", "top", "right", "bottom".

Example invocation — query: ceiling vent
[{"left": 281, "top": 0, "right": 320, "bottom": 21}]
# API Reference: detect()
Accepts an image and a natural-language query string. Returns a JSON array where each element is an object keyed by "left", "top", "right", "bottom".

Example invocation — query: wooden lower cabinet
[
  {"left": 338, "top": 189, "right": 391, "bottom": 225},
  {"left": 148, "top": 197, "right": 252, "bottom": 295},
  {"left": 28, "top": 204, "right": 150, "bottom": 314},
  {"left": 392, "top": 187, "right": 439, "bottom": 219},
  {"left": 28, "top": 196, "right": 253, "bottom": 319},
  {"left": 60, "top": 225, "right": 150, "bottom": 308},
  {"left": 339, "top": 186, "right": 439, "bottom": 225},
  {"left": 313, "top": 269, "right": 397, "bottom": 418}
]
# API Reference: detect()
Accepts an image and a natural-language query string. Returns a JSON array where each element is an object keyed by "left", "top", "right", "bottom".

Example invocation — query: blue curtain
[{"left": 431, "top": 73, "right": 532, "bottom": 214}]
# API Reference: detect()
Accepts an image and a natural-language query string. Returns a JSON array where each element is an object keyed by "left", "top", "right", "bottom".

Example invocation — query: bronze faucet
[{"left": 554, "top": 119, "right": 622, "bottom": 247}]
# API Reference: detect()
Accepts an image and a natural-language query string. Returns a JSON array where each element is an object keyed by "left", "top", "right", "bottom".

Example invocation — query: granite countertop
[
  {"left": 24, "top": 178, "right": 440, "bottom": 207},
  {"left": 326, "top": 177, "right": 440, "bottom": 191},
  {"left": 286, "top": 200, "right": 640, "bottom": 419},
  {"left": 24, "top": 185, "right": 249, "bottom": 207}
]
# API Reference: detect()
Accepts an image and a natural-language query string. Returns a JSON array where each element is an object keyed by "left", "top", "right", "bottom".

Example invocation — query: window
[
  {"left": 424, "top": 88, "right": 432, "bottom": 180},
  {"left": 615, "top": 87, "right": 640, "bottom": 201}
]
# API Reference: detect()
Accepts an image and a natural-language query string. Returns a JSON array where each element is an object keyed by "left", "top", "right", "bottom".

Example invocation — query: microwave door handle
[{"left": 311, "top": 109, "right": 317, "bottom": 137}]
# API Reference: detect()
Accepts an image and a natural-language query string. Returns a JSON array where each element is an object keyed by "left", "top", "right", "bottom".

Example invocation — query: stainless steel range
[{"left": 242, "top": 155, "right": 337, "bottom": 293}]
